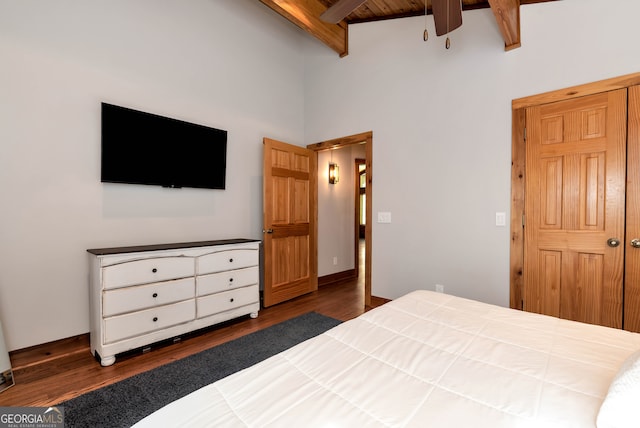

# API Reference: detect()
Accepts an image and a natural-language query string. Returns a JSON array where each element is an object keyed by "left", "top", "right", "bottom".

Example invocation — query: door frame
[
  {"left": 308, "top": 131, "right": 373, "bottom": 306},
  {"left": 510, "top": 72, "right": 640, "bottom": 310}
]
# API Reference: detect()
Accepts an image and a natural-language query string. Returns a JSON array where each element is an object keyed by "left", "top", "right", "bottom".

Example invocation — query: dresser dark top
[{"left": 87, "top": 238, "right": 261, "bottom": 256}]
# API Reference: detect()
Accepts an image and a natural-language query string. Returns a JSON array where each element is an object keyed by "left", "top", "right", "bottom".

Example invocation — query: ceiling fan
[{"left": 320, "top": 0, "right": 462, "bottom": 37}]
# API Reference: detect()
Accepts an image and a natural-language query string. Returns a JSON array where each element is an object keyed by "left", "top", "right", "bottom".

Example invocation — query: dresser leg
[{"left": 101, "top": 355, "right": 116, "bottom": 367}]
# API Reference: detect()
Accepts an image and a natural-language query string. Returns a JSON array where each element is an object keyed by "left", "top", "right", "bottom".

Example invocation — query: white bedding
[{"left": 133, "top": 290, "right": 640, "bottom": 427}]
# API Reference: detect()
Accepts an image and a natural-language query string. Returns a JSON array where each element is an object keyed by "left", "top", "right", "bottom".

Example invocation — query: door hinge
[
  {"left": 522, "top": 214, "right": 525, "bottom": 227},
  {"left": 523, "top": 127, "right": 527, "bottom": 142}
]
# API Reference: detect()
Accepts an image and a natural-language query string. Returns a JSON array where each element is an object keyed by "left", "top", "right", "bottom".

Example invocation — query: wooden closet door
[
  {"left": 625, "top": 85, "right": 640, "bottom": 332},
  {"left": 524, "top": 89, "right": 627, "bottom": 328}
]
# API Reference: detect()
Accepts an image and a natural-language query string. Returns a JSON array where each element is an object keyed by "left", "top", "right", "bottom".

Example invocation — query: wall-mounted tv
[{"left": 101, "top": 102, "right": 227, "bottom": 189}]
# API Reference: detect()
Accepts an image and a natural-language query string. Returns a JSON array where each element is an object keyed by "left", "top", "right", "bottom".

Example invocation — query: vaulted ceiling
[{"left": 259, "top": 0, "right": 558, "bottom": 57}]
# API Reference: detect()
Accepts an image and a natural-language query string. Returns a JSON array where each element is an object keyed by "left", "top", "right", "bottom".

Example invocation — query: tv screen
[{"left": 101, "top": 103, "right": 227, "bottom": 189}]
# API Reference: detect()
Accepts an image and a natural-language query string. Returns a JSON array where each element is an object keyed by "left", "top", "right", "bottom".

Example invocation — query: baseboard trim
[
  {"left": 370, "top": 295, "right": 391, "bottom": 307},
  {"left": 318, "top": 269, "right": 357, "bottom": 287},
  {"left": 9, "top": 333, "right": 90, "bottom": 371}
]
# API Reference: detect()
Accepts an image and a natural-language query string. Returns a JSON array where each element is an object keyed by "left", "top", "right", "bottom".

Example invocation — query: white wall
[
  {"left": 0, "top": 0, "right": 306, "bottom": 350},
  {"left": 303, "top": 0, "right": 640, "bottom": 305},
  {"left": 317, "top": 145, "right": 366, "bottom": 276},
  {"left": 3, "top": 0, "right": 639, "bottom": 351}
]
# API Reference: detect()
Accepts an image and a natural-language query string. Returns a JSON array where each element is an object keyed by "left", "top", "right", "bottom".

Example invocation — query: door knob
[
  {"left": 262, "top": 229, "right": 274, "bottom": 234},
  {"left": 631, "top": 239, "right": 640, "bottom": 248},
  {"left": 607, "top": 238, "right": 621, "bottom": 248}
]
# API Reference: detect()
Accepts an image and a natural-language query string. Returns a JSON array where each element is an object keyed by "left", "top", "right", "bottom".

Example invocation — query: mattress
[{"left": 133, "top": 290, "right": 640, "bottom": 427}]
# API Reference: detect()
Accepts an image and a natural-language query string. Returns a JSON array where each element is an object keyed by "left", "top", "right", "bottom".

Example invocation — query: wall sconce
[{"left": 329, "top": 163, "right": 339, "bottom": 184}]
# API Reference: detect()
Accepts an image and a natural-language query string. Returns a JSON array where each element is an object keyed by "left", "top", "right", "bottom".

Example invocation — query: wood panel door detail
[
  {"left": 625, "top": 85, "right": 640, "bottom": 332},
  {"left": 524, "top": 90, "right": 627, "bottom": 328},
  {"left": 263, "top": 138, "right": 317, "bottom": 307}
]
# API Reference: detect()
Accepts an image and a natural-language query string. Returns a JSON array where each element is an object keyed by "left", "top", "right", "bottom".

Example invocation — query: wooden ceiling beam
[
  {"left": 259, "top": 0, "right": 349, "bottom": 57},
  {"left": 488, "top": 0, "right": 521, "bottom": 51}
]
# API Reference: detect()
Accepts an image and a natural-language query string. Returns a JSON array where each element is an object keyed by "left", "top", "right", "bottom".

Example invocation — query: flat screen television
[{"left": 101, "top": 102, "right": 227, "bottom": 189}]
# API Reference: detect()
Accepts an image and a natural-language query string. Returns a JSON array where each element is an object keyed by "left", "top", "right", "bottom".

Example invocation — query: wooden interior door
[
  {"left": 263, "top": 138, "right": 317, "bottom": 307},
  {"left": 625, "top": 85, "right": 640, "bottom": 332},
  {"left": 524, "top": 89, "right": 627, "bottom": 328}
]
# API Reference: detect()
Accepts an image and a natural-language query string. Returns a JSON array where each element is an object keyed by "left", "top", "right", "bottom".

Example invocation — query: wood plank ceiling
[{"left": 259, "top": 0, "right": 558, "bottom": 57}]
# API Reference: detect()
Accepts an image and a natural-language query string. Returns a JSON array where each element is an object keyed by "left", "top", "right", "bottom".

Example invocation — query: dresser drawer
[
  {"left": 102, "top": 257, "right": 194, "bottom": 290},
  {"left": 104, "top": 300, "right": 195, "bottom": 344},
  {"left": 197, "top": 249, "right": 258, "bottom": 275},
  {"left": 103, "top": 277, "right": 195, "bottom": 317},
  {"left": 197, "top": 285, "right": 258, "bottom": 318},
  {"left": 196, "top": 266, "right": 259, "bottom": 296}
]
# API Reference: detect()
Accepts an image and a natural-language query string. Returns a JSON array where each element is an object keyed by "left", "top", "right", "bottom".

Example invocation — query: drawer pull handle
[
  {"left": 229, "top": 278, "right": 234, "bottom": 282},
  {"left": 229, "top": 258, "right": 234, "bottom": 263},
  {"left": 152, "top": 268, "right": 158, "bottom": 273},
  {"left": 230, "top": 298, "right": 234, "bottom": 303},
  {"left": 153, "top": 317, "right": 158, "bottom": 322},
  {"left": 152, "top": 293, "right": 158, "bottom": 298}
]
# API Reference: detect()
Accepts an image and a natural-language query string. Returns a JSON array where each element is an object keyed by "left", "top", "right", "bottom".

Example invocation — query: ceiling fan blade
[
  {"left": 432, "top": 0, "right": 463, "bottom": 37},
  {"left": 320, "top": 0, "right": 368, "bottom": 24}
]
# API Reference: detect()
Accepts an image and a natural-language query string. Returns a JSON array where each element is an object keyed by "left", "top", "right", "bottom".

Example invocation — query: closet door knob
[
  {"left": 607, "top": 238, "right": 621, "bottom": 248},
  {"left": 631, "top": 239, "right": 640, "bottom": 248}
]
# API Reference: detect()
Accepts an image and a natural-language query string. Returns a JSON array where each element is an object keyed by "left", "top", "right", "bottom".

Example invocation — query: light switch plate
[
  {"left": 496, "top": 212, "right": 506, "bottom": 226},
  {"left": 377, "top": 212, "right": 392, "bottom": 223}
]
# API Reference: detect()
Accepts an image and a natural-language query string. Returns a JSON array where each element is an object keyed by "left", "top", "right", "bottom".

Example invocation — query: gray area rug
[{"left": 60, "top": 312, "right": 340, "bottom": 427}]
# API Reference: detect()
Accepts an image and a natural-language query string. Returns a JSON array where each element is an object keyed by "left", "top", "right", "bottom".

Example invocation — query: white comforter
[{"left": 133, "top": 290, "right": 640, "bottom": 427}]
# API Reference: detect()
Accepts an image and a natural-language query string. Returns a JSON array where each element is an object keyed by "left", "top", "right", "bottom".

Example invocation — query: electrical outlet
[
  {"left": 333, "top": 256, "right": 338, "bottom": 265},
  {"left": 435, "top": 284, "right": 444, "bottom": 293}
]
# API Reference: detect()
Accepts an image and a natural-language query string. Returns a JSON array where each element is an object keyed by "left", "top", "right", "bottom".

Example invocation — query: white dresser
[
  {"left": 0, "top": 319, "right": 14, "bottom": 393},
  {"left": 88, "top": 239, "right": 260, "bottom": 366}
]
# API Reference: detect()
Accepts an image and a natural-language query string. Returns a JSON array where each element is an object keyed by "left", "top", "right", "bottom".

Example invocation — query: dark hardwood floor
[{"left": 0, "top": 273, "right": 387, "bottom": 407}]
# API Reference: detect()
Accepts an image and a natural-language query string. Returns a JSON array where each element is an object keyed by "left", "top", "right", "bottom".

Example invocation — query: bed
[{"left": 133, "top": 290, "right": 640, "bottom": 427}]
